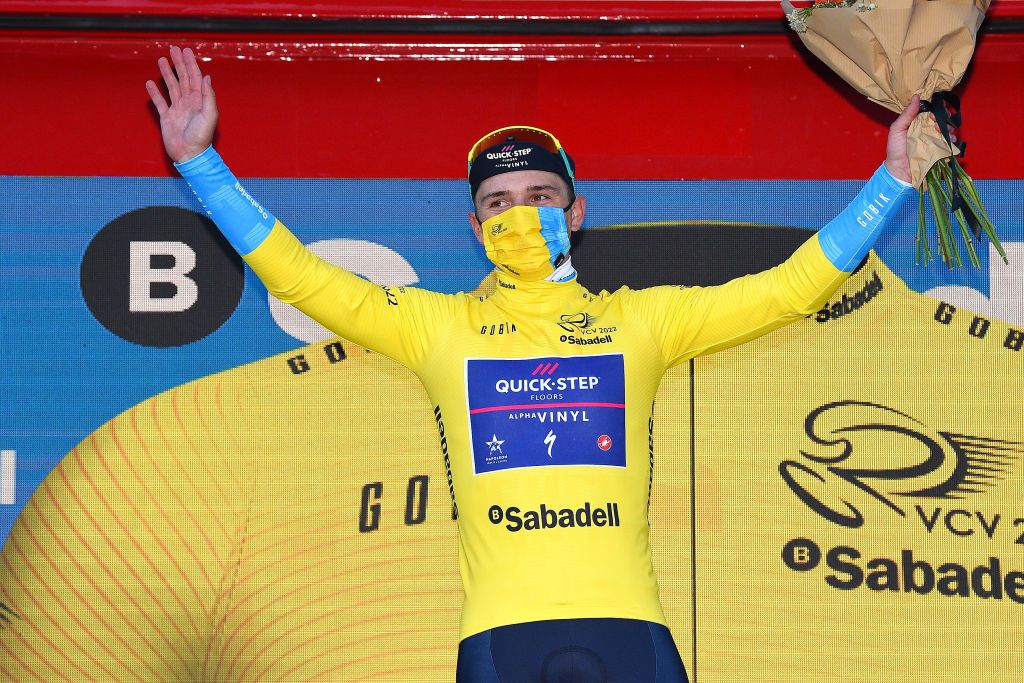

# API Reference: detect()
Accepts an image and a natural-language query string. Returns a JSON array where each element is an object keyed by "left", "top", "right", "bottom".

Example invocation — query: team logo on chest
[
  {"left": 558, "top": 312, "right": 595, "bottom": 332},
  {"left": 465, "top": 353, "right": 627, "bottom": 474},
  {"left": 557, "top": 311, "right": 616, "bottom": 345}
]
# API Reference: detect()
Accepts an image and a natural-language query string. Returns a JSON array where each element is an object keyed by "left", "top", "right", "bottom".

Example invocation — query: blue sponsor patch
[{"left": 466, "top": 353, "right": 626, "bottom": 474}]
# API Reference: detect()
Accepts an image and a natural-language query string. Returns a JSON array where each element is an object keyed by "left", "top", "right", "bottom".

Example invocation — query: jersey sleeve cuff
[
  {"left": 173, "top": 145, "right": 219, "bottom": 174},
  {"left": 878, "top": 162, "right": 914, "bottom": 190}
]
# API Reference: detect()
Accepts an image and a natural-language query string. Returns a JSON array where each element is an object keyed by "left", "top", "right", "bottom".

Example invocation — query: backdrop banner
[{"left": 1, "top": 176, "right": 1022, "bottom": 681}]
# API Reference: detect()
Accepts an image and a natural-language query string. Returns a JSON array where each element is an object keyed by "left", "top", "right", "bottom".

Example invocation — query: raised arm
[
  {"left": 628, "top": 98, "right": 920, "bottom": 368},
  {"left": 146, "top": 47, "right": 457, "bottom": 369},
  {"left": 145, "top": 46, "right": 218, "bottom": 166}
]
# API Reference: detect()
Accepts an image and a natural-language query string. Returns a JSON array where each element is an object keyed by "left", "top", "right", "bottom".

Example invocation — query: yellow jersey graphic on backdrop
[{"left": 690, "top": 257, "right": 1023, "bottom": 682}]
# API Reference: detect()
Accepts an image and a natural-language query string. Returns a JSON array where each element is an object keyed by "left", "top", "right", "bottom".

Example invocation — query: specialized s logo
[
  {"left": 779, "top": 400, "right": 1022, "bottom": 530},
  {"left": 544, "top": 429, "right": 557, "bottom": 458}
]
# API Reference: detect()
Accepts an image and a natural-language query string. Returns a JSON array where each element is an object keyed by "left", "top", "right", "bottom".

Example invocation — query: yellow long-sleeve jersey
[{"left": 241, "top": 219, "right": 849, "bottom": 639}]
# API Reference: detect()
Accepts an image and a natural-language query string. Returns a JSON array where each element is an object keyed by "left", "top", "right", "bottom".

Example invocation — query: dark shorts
[{"left": 456, "top": 617, "right": 690, "bottom": 683}]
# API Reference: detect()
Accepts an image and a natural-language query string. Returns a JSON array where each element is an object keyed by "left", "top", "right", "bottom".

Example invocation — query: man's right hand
[{"left": 145, "top": 46, "right": 218, "bottom": 164}]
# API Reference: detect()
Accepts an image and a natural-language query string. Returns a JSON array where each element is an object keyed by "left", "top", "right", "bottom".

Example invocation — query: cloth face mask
[{"left": 480, "top": 205, "right": 571, "bottom": 281}]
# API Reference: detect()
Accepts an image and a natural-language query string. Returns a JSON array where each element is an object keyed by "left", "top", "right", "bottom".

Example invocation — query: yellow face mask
[{"left": 480, "top": 206, "right": 571, "bottom": 281}]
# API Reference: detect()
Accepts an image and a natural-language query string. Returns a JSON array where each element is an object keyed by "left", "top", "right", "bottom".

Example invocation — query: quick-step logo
[{"left": 465, "top": 354, "right": 626, "bottom": 474}]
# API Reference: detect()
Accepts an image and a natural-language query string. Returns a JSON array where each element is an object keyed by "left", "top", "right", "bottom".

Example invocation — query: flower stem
[
  {"left": 925, "top": 166, "right": 958, "bottom": 268},
  {"left": 949, "top": 158, "right": 1009, "bottom": 264},
  {"left": 916, "top": 190, "right": 931, "bottom": 266},
  {"left": 934, "top": 160, "right": 980, "bottom": 268}
]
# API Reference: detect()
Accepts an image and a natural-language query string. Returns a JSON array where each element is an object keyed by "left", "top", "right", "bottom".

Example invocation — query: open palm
[{"left": 145, "top": 46, "right": 218, "bottom": 163}]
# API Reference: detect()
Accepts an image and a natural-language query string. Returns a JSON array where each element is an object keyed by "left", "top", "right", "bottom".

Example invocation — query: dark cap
[{"left": 468, "top": 137, "right": 576, "bottom": 203}]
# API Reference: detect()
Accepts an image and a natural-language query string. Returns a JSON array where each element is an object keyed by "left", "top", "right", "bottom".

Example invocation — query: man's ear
[
  {"left": 568, "top": 195, "right": 587, "bottom": 232},
  {"left": 468, "top": 211, "right": 483, "bottom": 244}
]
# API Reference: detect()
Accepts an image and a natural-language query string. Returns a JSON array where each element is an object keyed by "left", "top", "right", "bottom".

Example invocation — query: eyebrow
[{"left": 480, "top": 184, "right": 564, "bottom": 202}]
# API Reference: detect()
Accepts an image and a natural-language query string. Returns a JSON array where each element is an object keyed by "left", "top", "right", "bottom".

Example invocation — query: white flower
[{"left": 787, "top": 10, "right": 808, "bottom": 32}]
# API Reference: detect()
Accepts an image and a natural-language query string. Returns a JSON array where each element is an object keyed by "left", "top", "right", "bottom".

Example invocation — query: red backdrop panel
[{"left": 0, "top": 4, "right": 1021, "bottom": 180}]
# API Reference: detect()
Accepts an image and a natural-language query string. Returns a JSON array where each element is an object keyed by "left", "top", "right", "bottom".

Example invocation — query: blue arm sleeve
[
  {"left": 174, "top": 146, "right": 275, "bottom": 255},
  {"left": 816, "top": 163, "right": 914, "bottom": 272}
]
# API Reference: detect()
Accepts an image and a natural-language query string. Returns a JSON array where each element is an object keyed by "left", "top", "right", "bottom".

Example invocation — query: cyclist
[{"left": 145, "top": 45, "right": 918, "bottom": 682}]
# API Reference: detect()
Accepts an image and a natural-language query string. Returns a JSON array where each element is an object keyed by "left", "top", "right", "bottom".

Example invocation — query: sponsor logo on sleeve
[
  {"left": 815, "top": 271, "right": 883, "bottom": 323},
  {"left": 854, "top": 189, "right": 895, "bottom": 228}
]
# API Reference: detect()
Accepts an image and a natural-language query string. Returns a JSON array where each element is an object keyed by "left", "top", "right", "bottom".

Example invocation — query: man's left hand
[{"left": 884, "top": 95, "right": 921, "bottom": 184}]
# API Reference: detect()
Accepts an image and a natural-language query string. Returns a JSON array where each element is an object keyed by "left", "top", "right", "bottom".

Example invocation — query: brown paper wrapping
[{"left": 782, "top": 0, "right": 989, "bottom": 188}]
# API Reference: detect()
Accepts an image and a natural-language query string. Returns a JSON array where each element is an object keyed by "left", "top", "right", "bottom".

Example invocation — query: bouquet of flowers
[{"left": 783, "top": 0, "right": 1006, "bottom": 268}]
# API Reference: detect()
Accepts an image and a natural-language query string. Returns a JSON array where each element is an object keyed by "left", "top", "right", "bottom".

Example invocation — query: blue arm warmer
[
  {"left": 174, "top": 146, "right": 276, "bottom": 255},
  {"left": 816, "top": 163, "right": 914, "bottom": 272},
  {"left": 174, "top": 145, "right": 912, "bottom": 270}
]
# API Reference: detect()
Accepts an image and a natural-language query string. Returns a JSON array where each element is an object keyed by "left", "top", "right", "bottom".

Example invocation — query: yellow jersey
[{"left": 240, "top": 220, "right": 849, "bottom": 638}]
